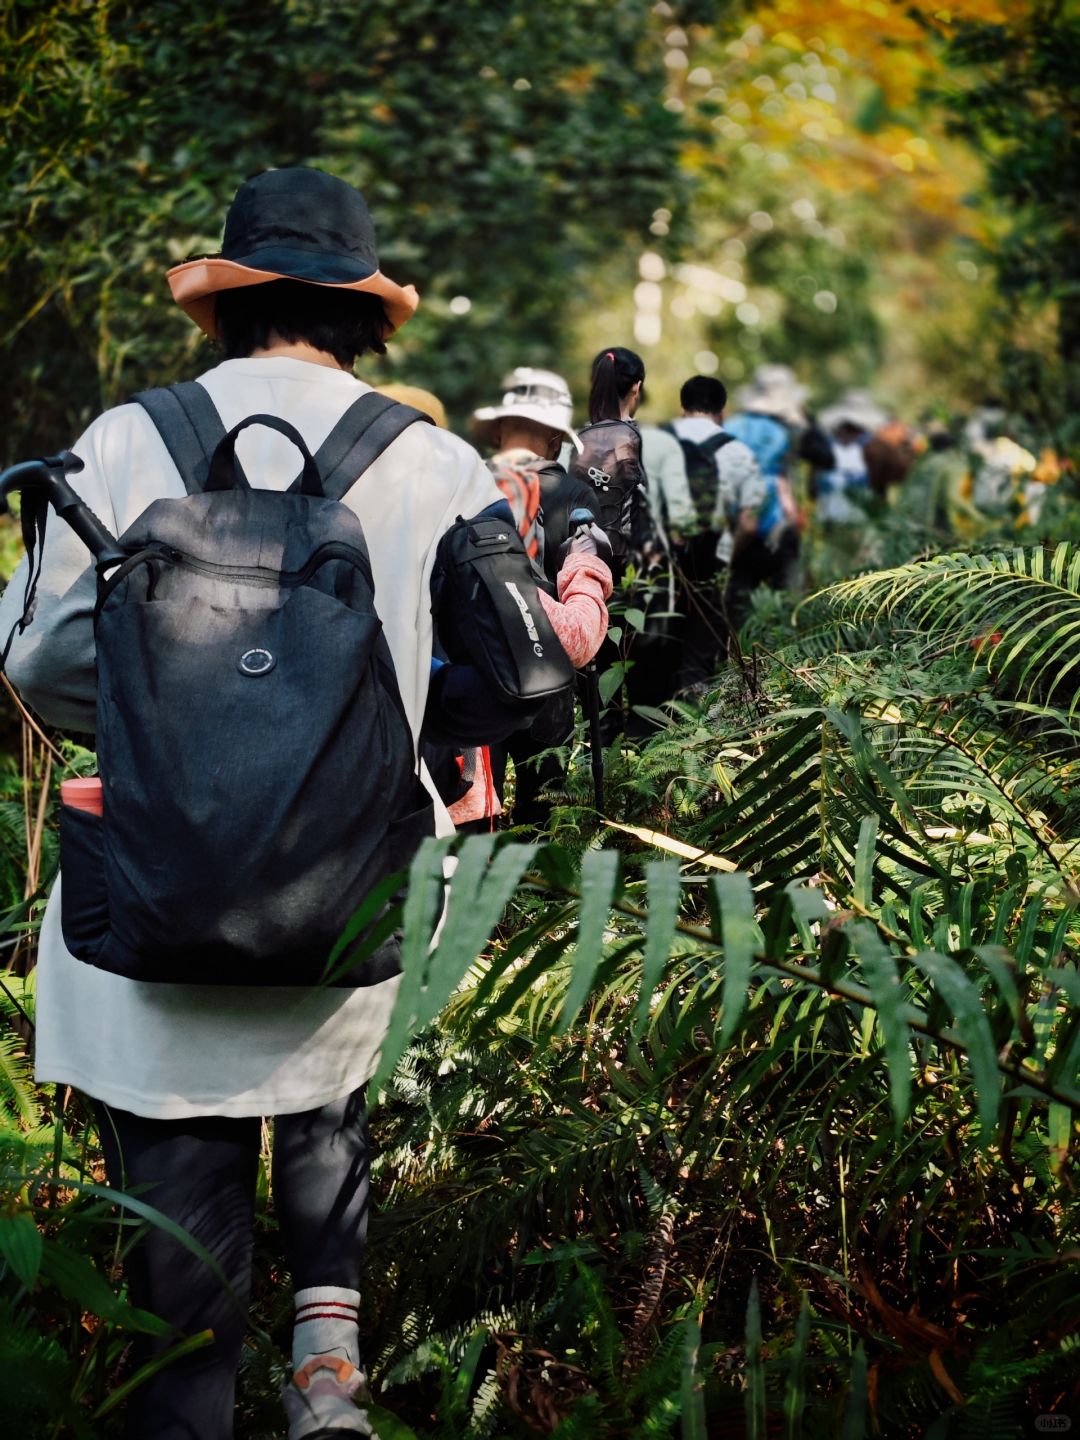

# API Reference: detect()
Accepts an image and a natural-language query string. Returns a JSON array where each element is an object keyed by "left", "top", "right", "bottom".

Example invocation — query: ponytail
[{"left": 588, "top": 346, "right": 645, "bottom": 424}]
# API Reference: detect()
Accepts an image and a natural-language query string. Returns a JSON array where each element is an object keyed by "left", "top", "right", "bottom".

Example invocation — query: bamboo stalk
[
  {"left": 3, "top": 675, "right": 66, "bottom": 765},
  {"left": 27, "top": 746, "right": 53, "bottom": 898}
]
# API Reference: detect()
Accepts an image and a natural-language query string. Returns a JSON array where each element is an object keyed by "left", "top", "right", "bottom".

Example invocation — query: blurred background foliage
[
  {"left": 2, "top": 0, "right": 1077, "bottom": 450},
  {"left": 1, "top": 0, "right": 686, "bottom": 450}
]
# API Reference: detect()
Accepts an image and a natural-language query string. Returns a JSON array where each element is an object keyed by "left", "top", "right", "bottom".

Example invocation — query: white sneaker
[{"left": 282, "top": 1354, "right": 378, "bottom": 1438}]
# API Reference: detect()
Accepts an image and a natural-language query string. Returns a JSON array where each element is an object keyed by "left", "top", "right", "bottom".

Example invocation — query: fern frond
[
  {"left": 0, "top": 1023, "right": 39, "bottom": 1129},
  {"left": 821, "top": 544, "right": 1080, "bottom": 714}
]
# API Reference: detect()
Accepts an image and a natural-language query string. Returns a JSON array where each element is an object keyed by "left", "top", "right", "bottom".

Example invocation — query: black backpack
[
  {"left": 567, "top": 419, "right": 649, "bottom": 562},
  {"left": 661, "top": 423, "right": 735, "bottom": 529},
  {"left": 433, "top": 512, "right": 575, "bottom": 705},
  {"left": 59, "top": 382, "right": 436, "bottom": 988}
]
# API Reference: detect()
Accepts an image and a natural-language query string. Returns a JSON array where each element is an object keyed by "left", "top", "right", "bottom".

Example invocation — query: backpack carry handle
[{"left": 206, "top": 415, "right": 324, "bottom": 496}]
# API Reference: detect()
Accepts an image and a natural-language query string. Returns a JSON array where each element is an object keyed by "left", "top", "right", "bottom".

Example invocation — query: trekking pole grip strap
[{"left": 207, "top": 415, "right": 323, "bottom": 495}]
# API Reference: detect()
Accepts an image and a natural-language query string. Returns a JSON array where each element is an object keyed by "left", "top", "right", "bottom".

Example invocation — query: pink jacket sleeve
[{"left": 538, "top": 551, "right": 613, "bottom": 668}]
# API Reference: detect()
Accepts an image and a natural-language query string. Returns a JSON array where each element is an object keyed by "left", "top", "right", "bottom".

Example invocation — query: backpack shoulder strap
[
  {"left": 307, "top": 392, "right": 433, "bottom": 501},
  {"left": 699, "top": 431, "right": 736, "bottom": 456},
  {"left": 131, "top": 382, "right": 231, "bottom": 495}
]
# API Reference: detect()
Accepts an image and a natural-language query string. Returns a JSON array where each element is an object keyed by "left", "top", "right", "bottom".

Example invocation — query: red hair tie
[{"left": 605, "top": 350, "right": 615, "bottom": 363}]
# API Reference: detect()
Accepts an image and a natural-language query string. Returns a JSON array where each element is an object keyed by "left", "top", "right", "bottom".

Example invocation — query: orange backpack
[{"left": 490, "top": 456, "right": 543, "bottom": 561}]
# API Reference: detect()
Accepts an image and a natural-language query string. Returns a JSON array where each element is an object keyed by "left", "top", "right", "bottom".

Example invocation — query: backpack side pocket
[{"left": 59, "top": 806, "right": 110, "bottom": 964}]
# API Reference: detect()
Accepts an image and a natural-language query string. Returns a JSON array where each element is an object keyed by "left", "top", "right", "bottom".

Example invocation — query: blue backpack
[{"left": 724, "top": 413, "right": 790, "bottom": 537}]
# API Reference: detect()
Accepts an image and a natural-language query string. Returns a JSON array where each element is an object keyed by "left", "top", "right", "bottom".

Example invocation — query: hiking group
[{"left": 0, "top": 165, "right": 1041, "bottom": 1440}]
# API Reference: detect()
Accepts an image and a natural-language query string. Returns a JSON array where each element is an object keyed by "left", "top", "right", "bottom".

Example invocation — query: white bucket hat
[
  {"left": 471, "top": 367, "right": 583, "bottom": 452},
  {"left": 818, "top": 389, "right": 890, "bottom": 434},
  {"left": 734, "top": 364, "right": 809, "bottom": 427}
]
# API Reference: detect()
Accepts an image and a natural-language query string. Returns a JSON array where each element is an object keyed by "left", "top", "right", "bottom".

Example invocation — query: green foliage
[
  {"left": 1, "top": 0, "right": 691, "bottom": 456},
  {"left": 0, "top": 755, "right": 31, "bottom": 913},
  {"left": 927, "top": 2, "right": 1080, "bottom": 434},
  {"left": 820, "top": 541, "right": 1080, "bottom": 715},
  {"left": 356, "top": 587, "right": 1079, "bottom": 1432},
  {"left": 385, "top": 799, "right": 1077, "bottom": 1138},
  {"left": 0, "top": 1086, "right": 196, "bottom": 1437}
]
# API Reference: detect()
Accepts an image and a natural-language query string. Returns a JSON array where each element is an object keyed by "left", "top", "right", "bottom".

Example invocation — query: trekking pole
[
  {"left": 583, "top": 659, "right": 605, "bottom": 814},
  {"left": 567, "top": 507, "right": 606, "bottom": 814},
  {"left": 0, "top": 451, "right": 125, "bottom": 568}
]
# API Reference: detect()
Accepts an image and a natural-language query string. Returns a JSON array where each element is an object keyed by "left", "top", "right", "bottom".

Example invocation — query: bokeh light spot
[{"left": 639, "top": 252, "right": 666, "bottom": 282}]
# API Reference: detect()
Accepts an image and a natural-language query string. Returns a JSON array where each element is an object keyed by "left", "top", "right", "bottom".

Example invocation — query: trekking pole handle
[
  {"left": 0, "top": 451, "right": 126, "bottom": 567},
  {"left": 0, "top": 452, "right": 82, "bottom": 513}
]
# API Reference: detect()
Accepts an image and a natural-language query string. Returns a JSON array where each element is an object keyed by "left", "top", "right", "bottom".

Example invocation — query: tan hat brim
[{"left": 166, "top": 258, "right": 420, "bottom": 340}]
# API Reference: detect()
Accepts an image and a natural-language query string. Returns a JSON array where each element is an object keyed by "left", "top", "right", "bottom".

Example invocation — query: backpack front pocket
[{"left": 94, "top": 585, "right": 415, "bottom": 985}]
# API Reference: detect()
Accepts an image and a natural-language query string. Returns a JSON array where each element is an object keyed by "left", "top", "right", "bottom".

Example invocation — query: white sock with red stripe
[{"left": 292, "top": 1286, "right": 360, "bottom": 1371}]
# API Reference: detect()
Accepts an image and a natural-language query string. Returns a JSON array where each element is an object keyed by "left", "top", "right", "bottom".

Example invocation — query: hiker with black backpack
[
  {"left": 639, "top": 421, "right": 695, "bottom": 543},
  {"left": 437, "top": 368, "right": 612, "bottom": 827},
  {"left": 565, "top": 346, "right": 684, "bottom": 728},
  {"left": 472, "top": 368, "right": 601, "bottom": 580},
  {"left": 0, "top": 168, "right": 569, "bottom": 1440},
  {"left": 567, "top": 347, "right": 650, "bottom": 571},
  {"left": 665, "top": 374, "right": 766, "bottom": 694}
]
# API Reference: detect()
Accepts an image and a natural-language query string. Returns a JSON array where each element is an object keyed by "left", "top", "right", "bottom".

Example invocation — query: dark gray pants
[{"left": 96, "top": 1087, "right": 369, "bottom": 1440}]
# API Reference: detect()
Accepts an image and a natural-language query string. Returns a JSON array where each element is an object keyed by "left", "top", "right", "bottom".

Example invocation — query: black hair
[
  {"left": 215, "top": 279, "right": 389, "bottom": 367},
  {"left": 588, "top": 346, "right": 645, "bottom": 423},
  {"left": 680, "top": 375, "right": 727, "bottom": 415}
]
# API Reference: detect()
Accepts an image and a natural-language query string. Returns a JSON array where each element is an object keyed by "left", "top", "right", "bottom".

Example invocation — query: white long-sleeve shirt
[
  {"left": 638, "top": 424, "right": 696, "bottom": 531},
  {"left": 0, "top": 356, "right": 500, "bottom": 1118}
]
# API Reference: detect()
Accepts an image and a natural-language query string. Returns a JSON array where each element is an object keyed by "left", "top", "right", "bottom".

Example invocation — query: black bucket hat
[{"left": 167, "top": 167, "right": 419, "bottom": 339}]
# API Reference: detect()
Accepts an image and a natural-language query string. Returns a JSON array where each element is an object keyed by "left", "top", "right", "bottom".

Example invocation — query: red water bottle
[{"left": 60, "top": 777, "right": 103, "bottom": 817}]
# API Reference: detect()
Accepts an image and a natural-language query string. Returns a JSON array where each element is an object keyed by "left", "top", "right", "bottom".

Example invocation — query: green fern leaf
[
  {"left": 782, "top": 1292, "right": 811, "bottom": 1440},
  {"left": 841, "top": 1341, "right": 869, "bottom": 1440},
  {"left": 374, "top": 836, "right": 535, "bottom": 1091},
  {"left": 557, "top": 848, "right": 620, "bottom": 1034},
  {"left": 850, "top": 921, "right": 913, "bottom": 1131},
  {"left": 910, "top": 950, "right": 1000, "bottom": 1137},
  {"left": 714, "top": 872, "right": 758, "bottom": 1048},
  {"left": 745, "top": 1278, "right": 766, "bottom": 1440},
  {"left": 636, "top": 860, "right": 681, "bottom": 1035}
]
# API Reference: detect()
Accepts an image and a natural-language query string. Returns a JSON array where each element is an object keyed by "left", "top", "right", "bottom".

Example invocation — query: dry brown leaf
[{"left": 606, "top": 820, "right": 738, "bottom": 871}]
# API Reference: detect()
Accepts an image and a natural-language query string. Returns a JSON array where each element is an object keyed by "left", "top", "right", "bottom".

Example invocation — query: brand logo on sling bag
[
  {"left": 587, "top": 466, "right": 612, "bottom": 490},
  {"left": 504, "top": 582, "right": 545, "bottom": 658}
]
